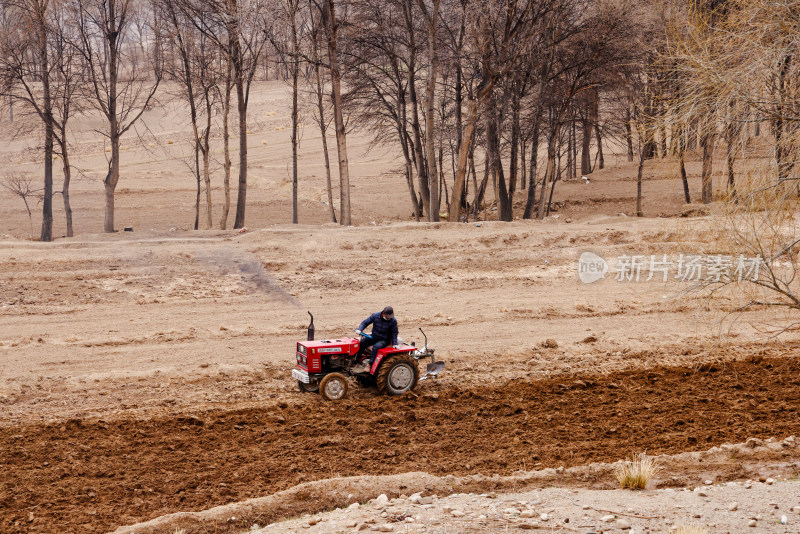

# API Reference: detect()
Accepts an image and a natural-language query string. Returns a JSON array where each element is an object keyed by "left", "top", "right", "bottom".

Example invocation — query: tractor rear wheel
[
  {"left": 297, "top": 380, "right": 319, "bottom": 393},
  {"left": 320, "top": 372, "right": 349, "bottom": 401},
  {"left": 376, "top": 354, "right": 418, "bottom": 395}
]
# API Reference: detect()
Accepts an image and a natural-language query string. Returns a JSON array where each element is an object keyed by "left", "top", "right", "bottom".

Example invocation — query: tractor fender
[{"left": 370, "top": 346, "right": 416, "bottom": 374}]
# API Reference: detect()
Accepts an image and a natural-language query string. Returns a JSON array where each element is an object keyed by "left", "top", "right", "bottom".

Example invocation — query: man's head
[{"left": 381, "top": 306, "right": 394, "bottom": 320}]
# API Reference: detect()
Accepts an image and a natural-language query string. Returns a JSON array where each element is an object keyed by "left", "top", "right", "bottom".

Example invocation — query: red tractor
[{"left": 292, "top": 312, "right": 445, "bottom": 400}]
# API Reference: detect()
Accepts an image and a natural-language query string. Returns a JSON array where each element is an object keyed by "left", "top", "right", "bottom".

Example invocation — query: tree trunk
[
  {"left": 509, "top": 86, "right": 520, "bottom": 199},
  {"left": 594, "top": 95, "right": 604, "bottom": 170},
  {"left": 233, "top": 75, "right": 247, "bottom": 228},
  {"left": 407, "top": 47, "right": 430, "bottom": 218},
  {"left": 38, "top": 10, "right": 53, "bottom": 242},
  {"left": 220, "top": 68, "right": 232, "bottom": 230},
  {"left": 419, "top": 0, "right": 440, "bottom": 221},
  {"left": 581, "top": 105, "right": 592, "bottom": 175},
  {"left": 523, "top": 105, "right": 543, "bottom": 219},
  {"left": 489, "top": 104, "right": 512, "bottom": 222},
  {"left": 312, "top": 39, "right": 337, "bottom": 223},
  {"left": 230, "top": 14, "right": 248, "bottom": 229},
  {"left": 537, "top": 126, "right": 559, "bottom": 220},
  {"left": 448, "top": 98, "right": 478, "bottom": 222},
  {"left": 636, "top": 148, "right": 645, "bottom": 217},
  {"left": 60, "top": 140, "right": 73, "bottom": 237},
  {"left": 203, "top": 99, "right": 213, "bottom": 229},
  {"left": 625, "top": 101, "right": 634, "bottom": 162},
  {"left": 700, "top": 131, "right": 716, "bottom": 204},
  {"left": 194, "top": 140, "right": 201, "bottom": 230},
  {"left": 566, "top": 118, "right": 574, "bottom": 180},
  {"left": 291, "top": 4, "right": 300, "bottom": 224},
  {"left": 472, "top": 154, "right": 490, "bottom": 219},
  {"left": 726, "top": 135, "right": 736, "bottom": 201},
  {"left": 678, "top": 126, "right": 691, "bottom": 204},
  {"left": 324, "top": 0, "right": 351, "bottom": 225}
]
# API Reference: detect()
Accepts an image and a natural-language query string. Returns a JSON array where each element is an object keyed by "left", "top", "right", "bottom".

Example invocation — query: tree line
[{"left": 1, "top": 0, "right": 795, "bottom": 241}]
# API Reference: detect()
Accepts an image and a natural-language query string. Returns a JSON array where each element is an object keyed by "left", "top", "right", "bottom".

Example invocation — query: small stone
[
  {"left": 418, "top": 496, "right": 435, "bottom": 505},
  {"left": 728, "top": 502, "right": 739, "bottom": 511},
  {"left": 555, "top": 466, "right": 565, "bottom": 474},
  {"left": 756, "top": 515, "right": 762, "bottom": 520},
  {"left": 377, "top": 525, "right": 393, "bottom": 532},
  {"left": 348, "top": 502, "right": 360, "bottom": 510},
  {"left": 373, "top": 494, "right": 389, "bottom": 506},
  {"left": 704, "top": 479, "right": 713, "bottom": 485},
  {"left": 601, "top": 515, "right": 616, "bottom": 522},
  {"left": 697, "top": 489, "right": 708, "bottom": 497},
  {"left": 582, "top": 505, "right": 591, "bottom": 510},
  {"left": 308, "top": 518, "right": 319, "bottom": 526},
  {"left": 792, "top": 506, "right": 800, "bottom": 513},
  {"left": 520, "top": 510, "right": 536, "bottom": 518},
  {"left": 540, "top": 513, "right": 550, "bottom": 521},
  {"left": 442, "top": 505, "right": 453, "bottom": 513},
  {"left": 356, "top": 524, "right": 368, "bottom": 531},
  {"left": 405, "top": 517, "right": 415, "bottom": 523},
  {"left": 766, "top": 478, "right": 775, "bottom": 485},
  {"left": 748, "top": 519, "right": 757, "bottom": 527},
  {"left": 450, "top": 510, "right": 464, "bottom": 517},
  {"left": 616, "top": 519, "right": 631, "bottom": 530},
  {"left": 744, "top": 483, "right": 752, "bottom": 489},
  {"left": 504, "top": 508, "right": 521, "bottom": 515},
  {"left": 345, "top": 520, "right": 358, "bottom": 528}
]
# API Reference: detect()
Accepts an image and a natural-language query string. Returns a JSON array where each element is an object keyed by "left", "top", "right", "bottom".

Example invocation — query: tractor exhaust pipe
[{"left": 307, "top": 311, "right": 315, "bottom": 341}]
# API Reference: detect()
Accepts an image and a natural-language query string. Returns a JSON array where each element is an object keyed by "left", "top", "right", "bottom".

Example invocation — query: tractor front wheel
[
  {"left": 376, "top": 354, "right": 418, "bottom": 395},
  {"left": 320, "top": 372, "right": 349, "bottom": 401},
  {"left": 297, "top": 380, "right": 319, "bottom": 393}
]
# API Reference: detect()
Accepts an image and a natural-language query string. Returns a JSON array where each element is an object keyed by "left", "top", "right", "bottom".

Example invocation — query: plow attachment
[{"left": 419, "top": 360, "right": 445, "bottom": 381}]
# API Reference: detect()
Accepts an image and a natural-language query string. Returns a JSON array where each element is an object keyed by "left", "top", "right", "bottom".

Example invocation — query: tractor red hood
[{"left": 298, "top": 337, "right": 360, "bottom": 356}]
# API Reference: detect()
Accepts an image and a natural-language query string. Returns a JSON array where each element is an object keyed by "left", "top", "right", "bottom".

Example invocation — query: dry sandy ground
[{"left": 1, "top": 81, "right": 800, "bottom": 533}]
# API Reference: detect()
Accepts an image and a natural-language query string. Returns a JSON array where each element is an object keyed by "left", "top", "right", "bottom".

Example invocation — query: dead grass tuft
[{"left": 614, "top": 452, "right": 659, "bottom": 490}]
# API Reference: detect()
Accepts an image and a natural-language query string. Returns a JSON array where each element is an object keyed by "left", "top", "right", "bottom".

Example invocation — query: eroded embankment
[{"left": 1, "top": 355, "right": 799, "bottom": 533}]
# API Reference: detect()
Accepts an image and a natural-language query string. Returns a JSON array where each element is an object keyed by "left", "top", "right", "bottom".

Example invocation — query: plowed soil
[{"left": 2, "top": 355, "right": 800, "bottom": 533}]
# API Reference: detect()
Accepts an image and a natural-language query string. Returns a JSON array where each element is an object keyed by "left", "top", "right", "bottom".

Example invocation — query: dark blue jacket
[{"left": 358, "top": 312, "right": 398, "bottom": 345}]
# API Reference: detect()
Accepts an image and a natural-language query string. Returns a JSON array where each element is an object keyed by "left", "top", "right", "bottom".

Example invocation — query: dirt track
[{"left": 2, "top": 354, "right": 799, "bottom": 533}]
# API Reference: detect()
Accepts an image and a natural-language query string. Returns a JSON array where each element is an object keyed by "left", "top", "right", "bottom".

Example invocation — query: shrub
[{"left": 614, "top": 452, "right": 659, "bottom": 489}]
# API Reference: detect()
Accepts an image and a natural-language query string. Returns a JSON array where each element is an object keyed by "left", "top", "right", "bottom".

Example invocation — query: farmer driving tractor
[{"left": 353, "top": 306, "right": 398, "bottom": 373}]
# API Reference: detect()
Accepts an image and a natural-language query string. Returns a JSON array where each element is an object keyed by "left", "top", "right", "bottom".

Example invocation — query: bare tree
[
  {"left": 268, "top": 0, "right": 305, "bottom": 223},
  {"left": 1, "top": 172, "right": 41, "bottom": 238},
  {"left": 160, "top": 0, "right": 219, "bottom": 229},
  {"left": 417, "top": 0, "right": 441, "bottom": 221},
  {"left": 181, "top": 0, "right": 266, "bottom": 229},
  {"left": 73, "top": 0, "right": 162, "bottom": 233},
  {"left": 313, "top": 0, "right": 352, "bottom": 225},
  {"left": 0, "top": 0, "right": 56, "bottom": 241},
  {"left": 307, "top": 3, "right": 337, "bottom": 222}
]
